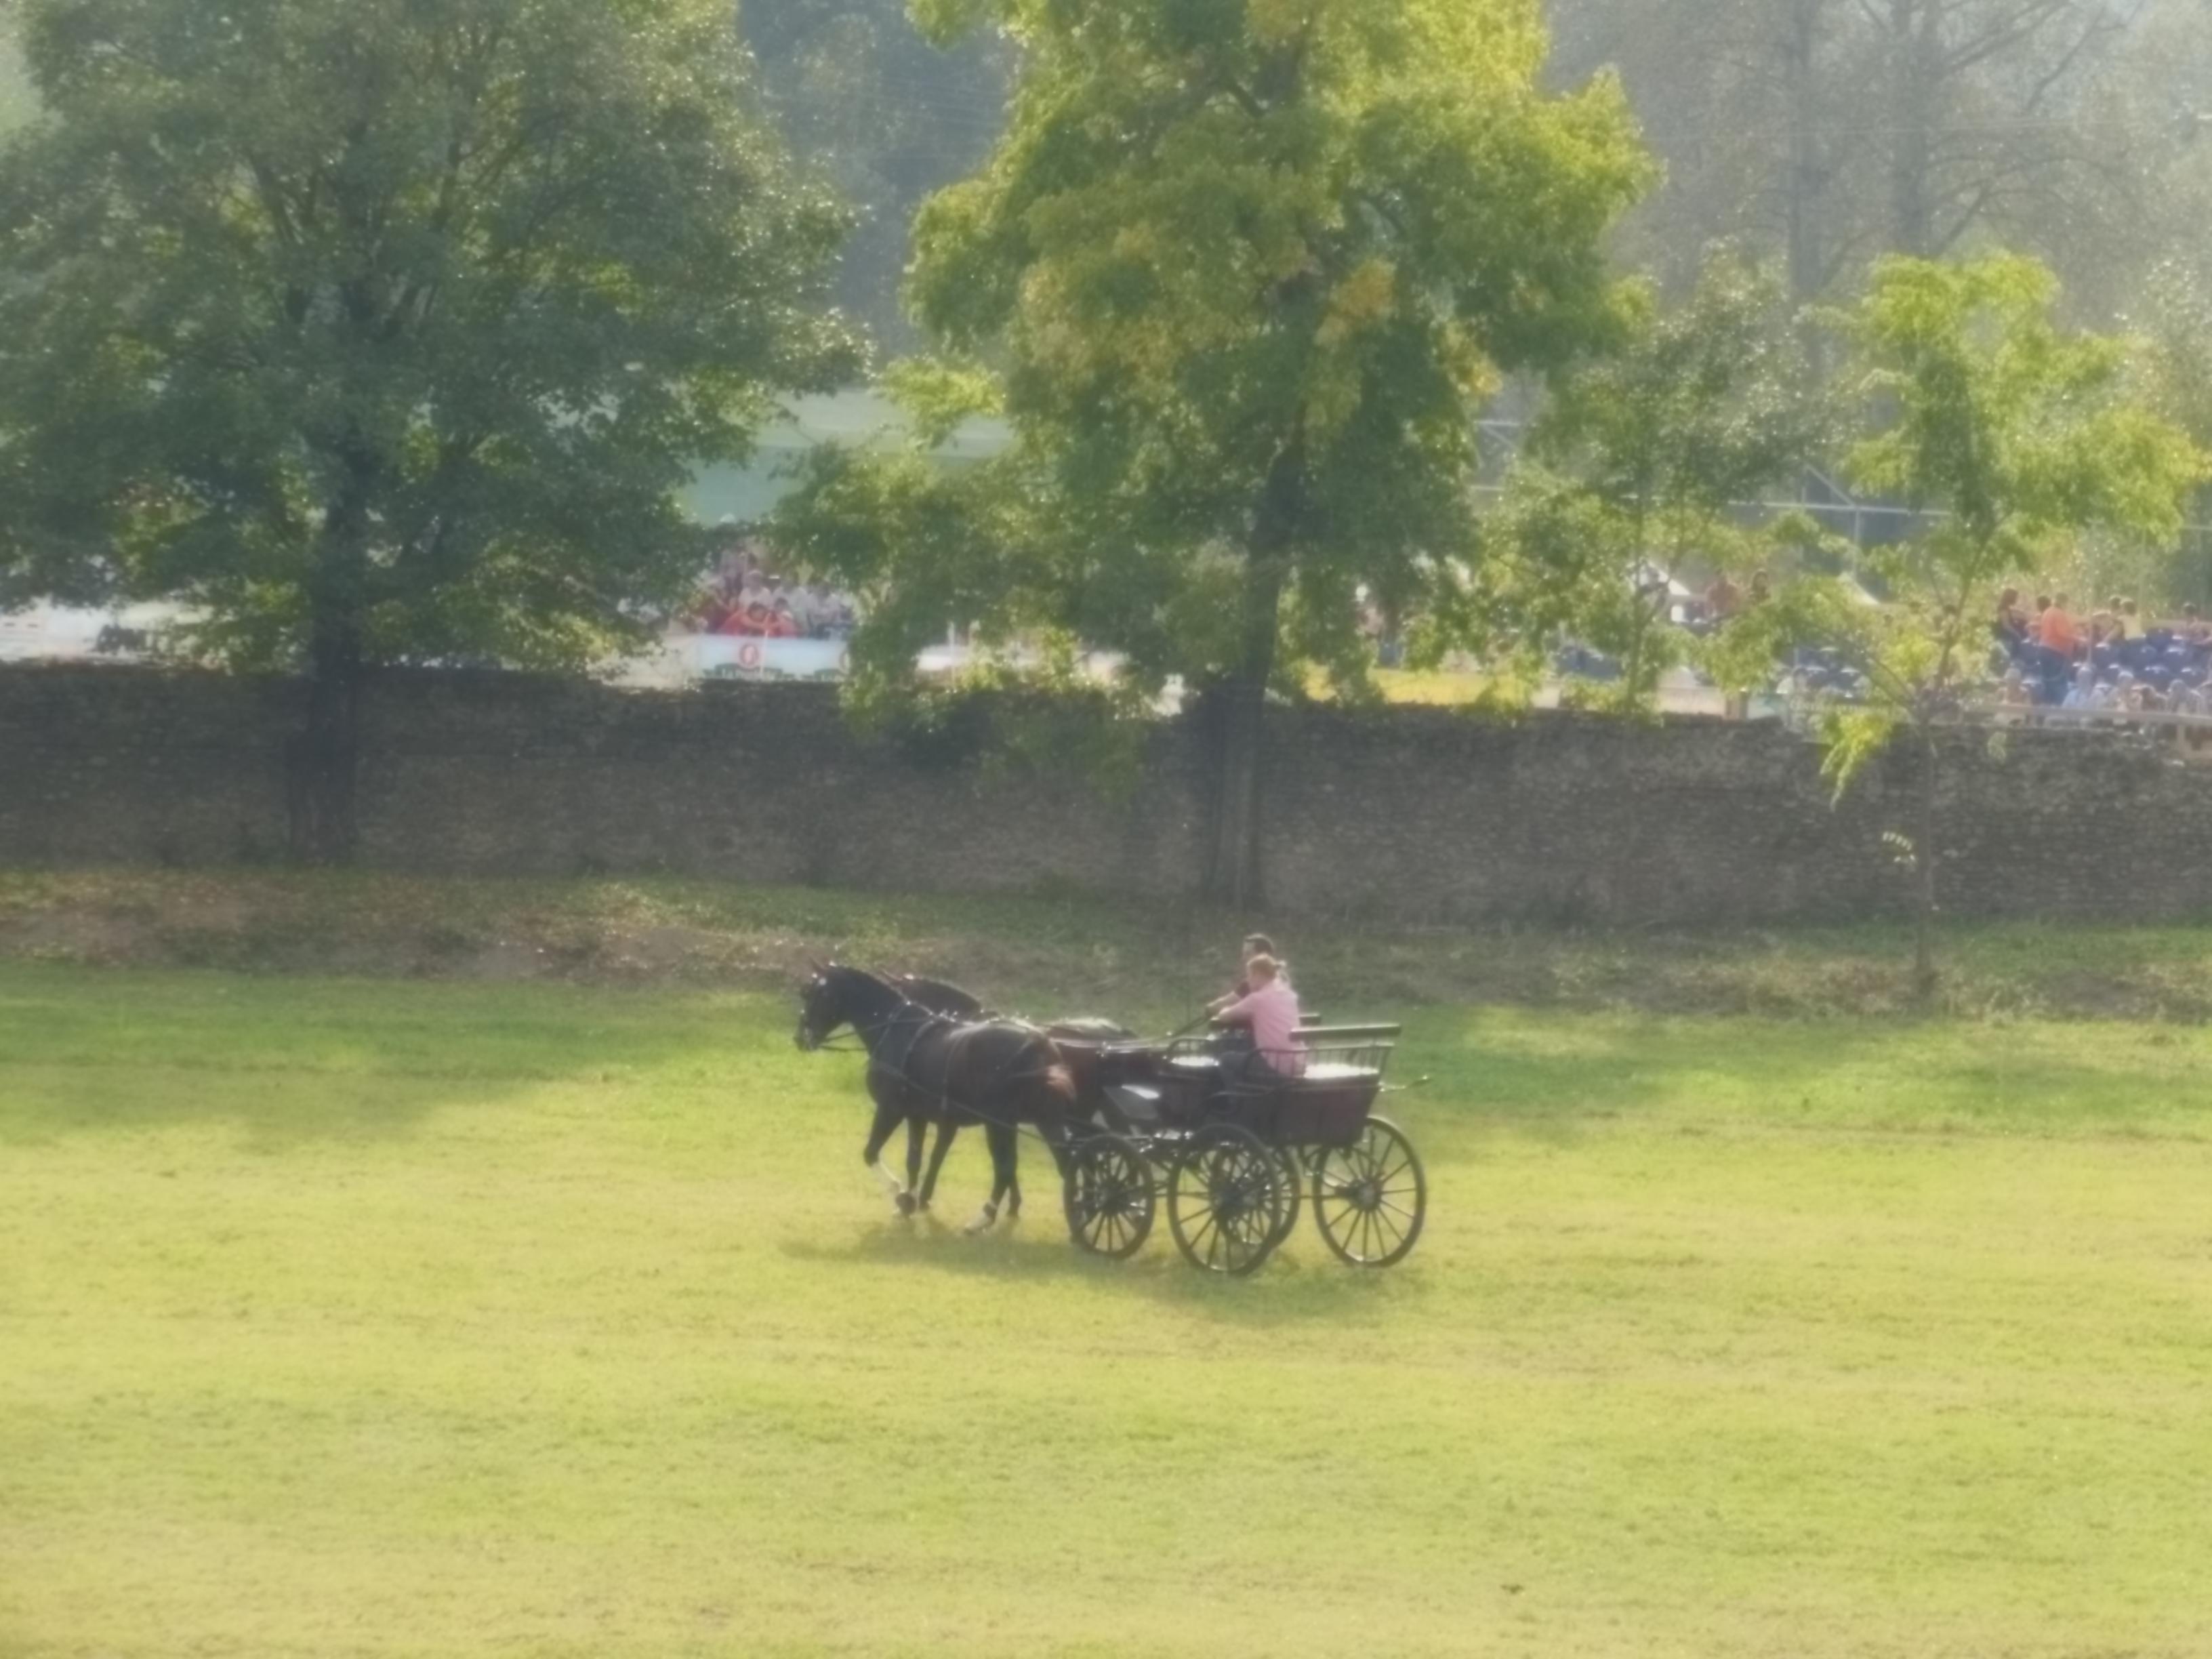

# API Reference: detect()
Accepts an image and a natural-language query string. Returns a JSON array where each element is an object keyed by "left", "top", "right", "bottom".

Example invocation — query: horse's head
[{"left": 794, "top": 961, "right": 846, "bottom": 1052}]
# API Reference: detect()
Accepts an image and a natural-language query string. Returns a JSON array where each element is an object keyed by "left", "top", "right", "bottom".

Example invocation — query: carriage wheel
[
  {"left": 1167, "top": 1124, "right": 1288, "bottom": 1276},
  {"left": 1311, "top": 1117, "right": 1427, "bottom": 1268},
  {"left": 1265, "top": 1144, "right": 1305, "bottom": 1253},
  {"left": 1063, "top": 1132, "right": 1155, "bottom": 1260}
]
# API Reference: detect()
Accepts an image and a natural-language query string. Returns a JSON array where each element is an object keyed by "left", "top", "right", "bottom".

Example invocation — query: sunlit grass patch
[{"left": 5, "top": 962, "right": 2212, "bottom": 1656}]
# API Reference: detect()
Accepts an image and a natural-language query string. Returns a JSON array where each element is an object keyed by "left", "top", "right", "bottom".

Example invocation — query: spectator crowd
[
  {"left": 1992, "top": 590, "right": 2212, "bottom": 716},
  {"left": 691, "top": 537, "right": 857, "bottom": 640}
]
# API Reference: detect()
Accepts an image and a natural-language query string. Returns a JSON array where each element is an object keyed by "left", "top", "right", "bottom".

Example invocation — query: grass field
[
  {"left": 21, "top": 866, "right": 2212, "bottom": 1022},
  {"left": 6, "top": 954, "right": 2212, "bottom": 1658}
]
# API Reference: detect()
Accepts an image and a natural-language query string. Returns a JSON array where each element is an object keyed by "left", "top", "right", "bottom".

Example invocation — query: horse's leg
[
  {"left": 917, "top": 1117, "right": 958, "bottom": 1213},
  {"left": 903, "top": 1115, "right": 927, "bottom": 1207},
  {"left": 861, "top": 1082, "right": 915, "bottom": 1216},
  {"left": 964, "top": 1122, "right": 1017, "bottom": 1234}
]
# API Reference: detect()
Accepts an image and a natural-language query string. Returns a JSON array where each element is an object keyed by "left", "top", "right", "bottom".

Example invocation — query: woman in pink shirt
[{"left": 1212, "top": 954, "right": 1306, "bottom": 1078}]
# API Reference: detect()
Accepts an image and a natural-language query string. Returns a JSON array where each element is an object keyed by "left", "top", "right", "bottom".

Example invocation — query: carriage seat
[{"left": 1294, "top": 1061, "right": 1376, "bottom": 1085}]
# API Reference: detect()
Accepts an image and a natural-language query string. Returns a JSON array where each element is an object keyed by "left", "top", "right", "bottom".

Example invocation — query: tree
[
  {"left": 1553, "top": 0, "right": 2150, "bottom": 310},
  {"left": 776, "top": 0, "right": 1651, "bottom": 905},
  {"left": 743, "top": 0, "right": 1010, "bottom": 359},
  {"left": 0, "top": 0, "right": 856, "bottom": 857},
  {"left": 1485, "top": 249, "right": 1822, "bottom": 711},
  {"left": 1720, "top": 252, "right": 2205, "bottom": 991}
]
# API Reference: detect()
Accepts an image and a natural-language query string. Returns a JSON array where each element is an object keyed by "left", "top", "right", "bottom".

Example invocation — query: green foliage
[
  {"left": 0, "top": 15, "right": 34, "bottom": 134},
  {"left": 1838, "top": 254, "right": 2203, "bottom": 565},
  {"left": 1801, "top": 252, "right": 2207, "bottom": 774},
  {"left": 1485, "top": 249, "right": 1821, "bottom": 710},
  {"left": 2130, "top": 260, "right": 2212, "bottom": 603},
  {"left": 741, "top": 0, "right": 1009, "bottom": 356},
  {"left": 0, "top": 0, "right": 858, "bottom": 665},
  {"left": 843, "top": 632, "right": 1153, "bottom": 797},
  {"left": 777, "top": 0, "right": 1654, "bottom": 701}
]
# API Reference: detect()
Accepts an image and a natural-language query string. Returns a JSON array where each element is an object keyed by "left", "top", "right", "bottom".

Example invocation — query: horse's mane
[{"left": 888, "top": 973, "right": 988, "bottom": 1019}]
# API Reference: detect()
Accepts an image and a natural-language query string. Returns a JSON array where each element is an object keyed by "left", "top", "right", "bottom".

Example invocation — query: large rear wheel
[
  {"left": 1265, "top": 1144, "right": 1305, "bottom": 1253},
  {"left": 1063, "top": 1132, "right": 1155, "bottom": 1260},
  {"left": 1167, "top": 1124, "right": 1289, "bottom": 1276},
  {"left": 1311, "top": 1117, "right": 1426, "bottom": 1267}
]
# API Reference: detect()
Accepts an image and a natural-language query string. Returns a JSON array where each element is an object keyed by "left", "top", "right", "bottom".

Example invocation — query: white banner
[{"left": 689, "top": 636, "right": 850, "bottom": 681}]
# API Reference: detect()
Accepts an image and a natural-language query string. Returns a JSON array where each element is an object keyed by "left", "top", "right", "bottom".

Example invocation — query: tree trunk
[
  {"left": 287, "top": 622, "right": 365, "bottom": 863},
  {"left": 1202, "top": 558, "right": 1288, "bottom": 908},
  {"left": 286, "top": 442, "right": 380, "bottom": 863},
  {"left": 1887, "top": 0, "right": 1938, "bottom": 258},
  {"left": 1201, "top": 435, "right": 1304, "bottom": 908},
  {"left": 1914, "top": 729, "right": 1939, "bottom": 1000},
  {"left": 1781, "top": 0, "right": 1828, "bottom": 305}
]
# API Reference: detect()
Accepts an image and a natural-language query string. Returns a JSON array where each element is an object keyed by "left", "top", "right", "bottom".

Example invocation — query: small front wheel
[
  {"left": 1311, "top": 1117, "right": 1426, "bottom": 1267},
  {"left": 1063, "top": 1132, "right": 1155, "bottom": 1260},
  {"left": 1167, "top": 1124, "right": 1289, "bottom": 1276}
]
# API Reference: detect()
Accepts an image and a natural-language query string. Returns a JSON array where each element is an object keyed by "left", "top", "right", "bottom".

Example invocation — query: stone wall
[{"left": 5, "top": 663, "right": 2210, "bottom": 924}]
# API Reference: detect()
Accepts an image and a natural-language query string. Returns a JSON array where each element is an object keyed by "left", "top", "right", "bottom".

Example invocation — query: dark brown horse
[
  {"left": 884, "top": 975, "right": 1133, "bottom": 1211},
  {"left": 794, "top": 964, "right": 1080, "bottom": 1232}
]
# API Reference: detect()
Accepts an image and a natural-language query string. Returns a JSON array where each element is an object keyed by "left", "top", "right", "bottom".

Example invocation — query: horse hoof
[
  {"left": 895, "top": 1191, "right": 919, "bottom": 1217},
  {"left": 962, "top": 1209, "right": 995, "bottom": 1235}
]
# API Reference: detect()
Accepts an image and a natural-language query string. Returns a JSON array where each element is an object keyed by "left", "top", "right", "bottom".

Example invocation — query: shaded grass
[
  {"left": 13, "top": 865, "right": 2212, "bottom": 1023},
  {"left": 5, "top": 963, "right": 2212, "bottom": 1657}
]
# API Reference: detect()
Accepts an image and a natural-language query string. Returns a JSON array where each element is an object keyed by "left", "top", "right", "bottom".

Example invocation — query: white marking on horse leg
[
  {"left": 874, "top": 1160, "right": 912, "bottom": 1213},
  {"left": 962, "top": 1201, "right": 998, "bottom": 1235}
]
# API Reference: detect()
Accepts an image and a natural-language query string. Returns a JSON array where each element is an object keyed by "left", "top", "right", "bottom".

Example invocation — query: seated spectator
[
  {"left": 766, "top": 598, "right": 800, "bottom": 639},
  {"left": 1993, "top": 587, "right": 2029, "bottom": 657},
  {"left": 782, "top": 583, "right": 819, "bottom": 638},
  {"left": 2060, "top": 665, "right": 2100, "bottom": 711},
  {"left": 2037, "top": 593, "right": 2079, "bottom": 659},
  {"left": 1705, "top": 572, "right": 1740, "bottom": 622}
]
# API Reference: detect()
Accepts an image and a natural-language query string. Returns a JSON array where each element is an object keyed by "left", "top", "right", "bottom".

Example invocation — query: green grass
[
  {"left": 18, "top": 866, "right": 2212, "bottom": 1022},
  {"left": 6, "top": 961, "right": 2212, "bottom": 1656}
]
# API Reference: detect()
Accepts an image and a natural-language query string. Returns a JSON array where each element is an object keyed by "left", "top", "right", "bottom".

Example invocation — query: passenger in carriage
[
  {"left": 1206, "top": 932, "right": 1292, "bottom": 1018},
  {"left": 1210, "top": 954, "right": 1307, "bottom": 1080}
]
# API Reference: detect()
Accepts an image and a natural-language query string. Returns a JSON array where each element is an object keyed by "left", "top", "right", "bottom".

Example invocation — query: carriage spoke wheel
[
  {"left": 1168, "top": 1124, "right": 1288, "bottom": 1276},
  {"left": 1063, "top": 1132, "right": 1155, "bottom": 1260},
  {"left": 1311, "top": 1117, "right": 1427, "bottom": 1268},
  {"left": 1265, "top": 1144, "right": 1305, "bottom": 1253}
]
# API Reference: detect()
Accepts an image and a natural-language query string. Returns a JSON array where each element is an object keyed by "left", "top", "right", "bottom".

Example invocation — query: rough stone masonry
[{"left": 5, "top": 663, "right": 2211, "bottom": 926}]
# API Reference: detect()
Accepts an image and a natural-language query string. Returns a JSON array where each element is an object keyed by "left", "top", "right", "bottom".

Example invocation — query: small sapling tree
[
  {"left": 1483, "top": 249, "right": 1822, "bottom": 712},
  {"left": 1721, "top": 252, "right": 2205, "bottom": 994}
]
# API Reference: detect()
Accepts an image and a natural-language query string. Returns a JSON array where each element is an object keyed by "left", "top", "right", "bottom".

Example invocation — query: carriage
[
  {"left": 794, "top": 964, "right": 1427, "bottom": 1277},
  {"left": 1053, "top": 1023, "right": 1427, "bottom": 1276}
]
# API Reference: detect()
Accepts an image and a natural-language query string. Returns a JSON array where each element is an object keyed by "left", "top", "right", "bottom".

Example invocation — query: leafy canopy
[
  {"left": 1486, "top": 249, "right": 1821, "bottom": 711},
  {"left": 0, "top": 0, "right": 856, "bottom": 666},
  {"left": 1720, "top": 252, "right": 2207, "bottom": 779},
  {"left": 776, "top": 0, "right": 1652, "bottom": 700}
]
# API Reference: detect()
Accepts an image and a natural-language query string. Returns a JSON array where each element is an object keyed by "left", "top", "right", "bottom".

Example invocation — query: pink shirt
[{"left": 1217, "top": 981, "right": 1307, "bottom": 1076}]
